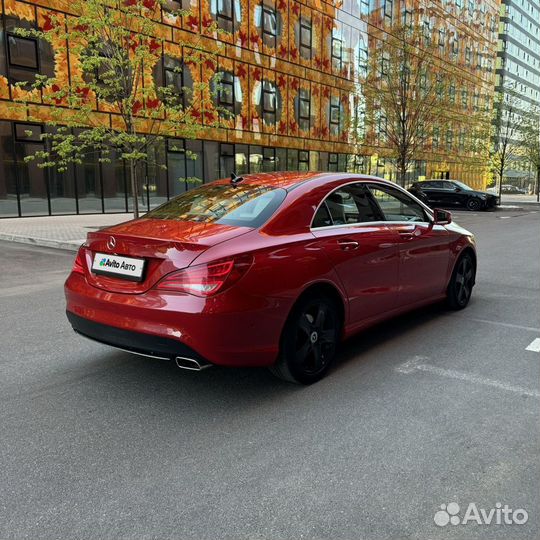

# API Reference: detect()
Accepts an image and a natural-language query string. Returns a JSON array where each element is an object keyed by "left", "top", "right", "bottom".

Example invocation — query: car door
[
  {"left": 367, "top": 183, "right": 451, "bottom": 306},
  {"left": 310, "top": 183, "right": 400, "bottom": 324}
]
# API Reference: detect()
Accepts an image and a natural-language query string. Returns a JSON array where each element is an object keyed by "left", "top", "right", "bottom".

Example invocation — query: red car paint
[{"left": 65, "top": 173, "right": 476, "bottom": 367}]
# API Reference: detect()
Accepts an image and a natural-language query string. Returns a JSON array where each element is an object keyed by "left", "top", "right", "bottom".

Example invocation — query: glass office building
[
  {"left": 495, "top": 0, "right": 540, "bottom": 184},
  {"left": 0, "top": 0, "right": 501, "bottom": 217}
]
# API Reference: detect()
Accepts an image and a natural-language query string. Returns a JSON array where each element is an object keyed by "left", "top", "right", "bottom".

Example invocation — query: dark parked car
[{"left": 408, "top": 180, "right": 498, "bottom": 211}]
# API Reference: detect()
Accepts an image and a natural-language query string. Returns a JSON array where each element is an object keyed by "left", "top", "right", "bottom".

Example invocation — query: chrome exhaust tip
[{"left": 175, "top": 356, "right": 212, "bottom": 371}]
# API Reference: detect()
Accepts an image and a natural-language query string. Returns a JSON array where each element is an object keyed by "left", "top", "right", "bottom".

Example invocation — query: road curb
[{"left": 0, "top": 232, "right": 82, "bottom": 252}]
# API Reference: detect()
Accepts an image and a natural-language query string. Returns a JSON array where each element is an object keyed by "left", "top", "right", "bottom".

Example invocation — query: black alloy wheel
[
  {"left": 447, "top": 253, "right": 475, "bottom": 309},
  {"left": 466, "top": 197, "right": 482, "bottom": 211},
  {"left": 270, "top": 294, "right": 341, "bottom": 384}
]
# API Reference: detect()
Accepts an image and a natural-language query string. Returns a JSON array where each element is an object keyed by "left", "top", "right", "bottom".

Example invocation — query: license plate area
[{"left": 91, "top": 252, "right": 146, "bottom": 282}]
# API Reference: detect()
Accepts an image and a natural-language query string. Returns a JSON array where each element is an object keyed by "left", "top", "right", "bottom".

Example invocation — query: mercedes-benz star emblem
[{"left": 107, "top": 236, "right": 116, "bottom": 250}]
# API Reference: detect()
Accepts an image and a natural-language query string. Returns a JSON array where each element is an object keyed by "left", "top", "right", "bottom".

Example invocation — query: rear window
[{"left": 145, "top": 183, "right": 287, "bottom": 228}]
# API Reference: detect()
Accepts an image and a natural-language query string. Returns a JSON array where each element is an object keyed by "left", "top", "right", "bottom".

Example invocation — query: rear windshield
[{"left": 145, "top": 183, "right": 287, "bottom": 228}]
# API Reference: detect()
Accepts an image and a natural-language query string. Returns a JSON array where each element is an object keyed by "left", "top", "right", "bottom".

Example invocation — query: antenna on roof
[{"left": 230, "top": 172, "right": 244, "bottom": 186}]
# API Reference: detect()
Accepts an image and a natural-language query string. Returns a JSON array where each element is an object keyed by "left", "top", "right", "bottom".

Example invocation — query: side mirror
[
  {"left": 454, "top": 187, "right": 462, "bottom": 192},
  {"left": 433, "top": 208, "right": 452, "bottom": 225}
]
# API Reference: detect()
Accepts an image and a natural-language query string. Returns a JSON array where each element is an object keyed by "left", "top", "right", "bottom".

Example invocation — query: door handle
[{"left": 338, "top": 239, "right": 360, "bottom": 251}]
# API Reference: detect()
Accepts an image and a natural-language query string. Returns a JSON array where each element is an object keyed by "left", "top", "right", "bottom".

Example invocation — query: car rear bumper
[
  {"left": 65, "top": 272, "right": 285, "bottom": 367},
  {"left": 67, "top": 311, "right": 210, "bottom": 364}
]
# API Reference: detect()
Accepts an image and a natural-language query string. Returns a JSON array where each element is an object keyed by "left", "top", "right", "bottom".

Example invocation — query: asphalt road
[{"left": 1, "top": 209, "right": 539, "bottom": 540}]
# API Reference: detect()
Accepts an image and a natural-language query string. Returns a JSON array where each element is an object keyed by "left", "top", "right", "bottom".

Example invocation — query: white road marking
[
  {"left": 467, "top": 317, "right": 540, "bottom": 333},
  {"left": 396, "top": 357, "right": 540, "bottom": 398},
  {"left": 526, "top": 338, "right": 540, "bottom": 353},
  {"left": 499, "top": 216, "right": 512, "bottom": 219}
]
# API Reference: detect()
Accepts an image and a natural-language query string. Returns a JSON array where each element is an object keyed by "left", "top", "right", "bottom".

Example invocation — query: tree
[
  {"left": 13, "top": 0, "right": 215, "bottom": 218},
  {"left": 522, "top": 108, "right": 540, "bottom": 201},
  {"left": 491, "top": 84, "right": 527, "bottom": 204},
  {"left": 362, "top": 22, "right": 460, "bottom": 186}
]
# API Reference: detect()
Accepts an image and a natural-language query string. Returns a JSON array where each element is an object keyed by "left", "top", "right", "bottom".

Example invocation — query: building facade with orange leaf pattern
[{"left": 0, "top": 0, "right": 500, "bottom": 217}]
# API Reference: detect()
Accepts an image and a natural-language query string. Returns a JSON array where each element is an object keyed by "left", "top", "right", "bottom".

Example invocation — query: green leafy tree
[
  {"left": 362, "top": 22, "right": 461, "bottom": 186},
  {"left": 13, "top": 0, "right": 215, "bottom": 218}
]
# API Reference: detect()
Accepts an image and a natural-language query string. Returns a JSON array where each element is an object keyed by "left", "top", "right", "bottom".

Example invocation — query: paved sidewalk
[{"left": 0, "top": 214, "right": 132, "bottom": 251}]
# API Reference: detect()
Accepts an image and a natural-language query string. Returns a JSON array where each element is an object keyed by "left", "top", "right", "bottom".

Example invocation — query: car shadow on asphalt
[{"left": 82, "top": 301, "right": 452, "bottom": 412}]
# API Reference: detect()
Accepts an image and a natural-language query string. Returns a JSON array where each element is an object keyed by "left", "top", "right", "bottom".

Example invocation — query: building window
[
  {"left": 331, "top": 32, "right": 343, "bottom": 71},
  {"left": 465, "top": 46, "right": 472, "bottom": 66},
  {"left": 358, "top": 46, "right": 368, "bottom": 77},
  {"left": 328, "top": 153, "right": 338, "bottom": 172},
  {"left": 445, "top": 129, "right": 453, "bottom": 151},
  {"left": 383, "top": 0, "right": 393, "bottom": 24},
  {"left": 213, "top": 71, "right": 242, "bottom": 117},
  {"left": 255, "top": 1, "right": 282, "bottom": 48},
  {"left": 299, "top": 17, "right": 312, "bottom": 60},
  {"left": 295, "top": 89, "right": 311, "bottom": 131},
  {"left": 329, "top": 96, "right": 342, "bottom": 136},
  {"left": 7, "top": 35, "right": 38, "bottom": 70},
  {"left": 461, "top": 89, "right": 468, "bottom": 108},
  {"left": 451, "top": 39, "right": 459, "bottom": 59},
  {"left": 402, "top": 8, "right": 413, "bottom": 28},
  {"left": 358, "top": 0, "right": 369, "bottom": 16},
  {"left": 162, "top": 0, "right": 190, "bottom": 14},
  {"left": 422, "top": 20, "right": 431, "bottom": 46},
  {"left": 262, "top": 147, "right": 276, "bottom": 171},
  {"left": 432, "top": 127, "right": 440, "bottom": 150},
  {"left": 299, "top": 150, "right": 309, "bottom": 171},
  {"left": 256, "top": 80, "right": 281, "bottom": 125},
  {"left": 155, "top": 56, "right": 193, "bottom": 108},
  {"left": 438, "top": 29, "right": 445, "bottom": 53},
  {"left": 210, "top": 0, "right": 242, "bottom": 33},
  {"left": 15, "top": 123, "right": 43, "bottom": 142}
]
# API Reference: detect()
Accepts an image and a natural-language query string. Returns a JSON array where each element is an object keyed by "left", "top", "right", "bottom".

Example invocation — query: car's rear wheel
[
  {"left": 447, "top": 253, "right": 475, "bottom": 310},
  {"left": 466, "top": 197, "right": 482, "bottom": 211},
  {"left": 270, "top": 294, "right": 341, "bottom": 384}
]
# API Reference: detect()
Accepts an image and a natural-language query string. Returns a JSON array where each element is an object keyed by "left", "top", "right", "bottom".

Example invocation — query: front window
[
  {"left": 145, "top": 183, "right": 287, "bottom": 227},
  {"left": 369, "top": 185, "right": 427, "bottom": 222}
]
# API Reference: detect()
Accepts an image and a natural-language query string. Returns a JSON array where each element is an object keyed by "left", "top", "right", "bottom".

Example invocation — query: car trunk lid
[{"left": 82, "top": 218, "right": 251, "bottom": 294}]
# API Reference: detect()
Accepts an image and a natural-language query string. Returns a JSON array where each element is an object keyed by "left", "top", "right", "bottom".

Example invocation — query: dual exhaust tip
[{"left": 175, "top": 356, "right": 212, "bottom": 371}]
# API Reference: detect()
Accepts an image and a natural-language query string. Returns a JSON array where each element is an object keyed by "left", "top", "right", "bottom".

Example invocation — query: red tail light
[
  {"left": 72, "top": 246, "right": 86, "bottom": 275},
  {"left": 156, "top": 256, "right": 253, "bottom": 297}
]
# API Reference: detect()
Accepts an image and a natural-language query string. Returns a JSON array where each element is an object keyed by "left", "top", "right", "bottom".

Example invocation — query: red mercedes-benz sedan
[{"left": 65, "top": 173, "right": 476, "bottom": 383}]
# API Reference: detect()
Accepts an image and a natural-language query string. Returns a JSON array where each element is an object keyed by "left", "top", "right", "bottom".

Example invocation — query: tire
[
  {"left": 466, "top": 198, "right": 482, "bottom": 211},
  {"left": 269, "top": 294, "right": 341, "bottom": 384},
  {"left": 446, "top": 253, "right": 475, "bottom": 310}
]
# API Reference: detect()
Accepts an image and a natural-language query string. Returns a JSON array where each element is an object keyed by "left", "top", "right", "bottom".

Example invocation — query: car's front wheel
[
  {"left": 270, "top": 293, "right": 341, "bottom": 384},
  {"left": 447, "top": 253, "right": 475, "bottom": 310},
  {"left": 466, "top": 197, "right": 482, "bottom": 211}
]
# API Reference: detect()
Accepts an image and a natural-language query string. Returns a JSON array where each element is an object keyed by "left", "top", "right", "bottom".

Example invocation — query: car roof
[{"left": 213, "top": 172, "right": 395, "bottom": 191}]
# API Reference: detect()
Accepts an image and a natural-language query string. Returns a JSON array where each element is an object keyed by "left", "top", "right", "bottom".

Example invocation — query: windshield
[
  {"left": 145, "top": 183, "right": 287, "bottom": 228},
  {"left": 452, "top": 180, "right": 473, "bottom": 191}
]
